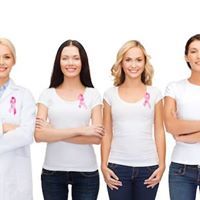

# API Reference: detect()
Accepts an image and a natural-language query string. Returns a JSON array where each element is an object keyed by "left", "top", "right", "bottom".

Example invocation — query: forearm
[
  {"left": 166, "top": 118, "right": 200, "bottom": 136},
  {"left": 154, "top": 131, "right": 166, "bottom": 168},
  {"left": 63, "top": 135, "right": 101, "bottom": 144},
  {"left": 101, "top": 133, "right": 112, "bottom": 169},
  {"left": 35, "top": 127, "right": 82, "bottom": 143},
  {"left": 176, "top": 132, "right": 200, "bottom": 143}
]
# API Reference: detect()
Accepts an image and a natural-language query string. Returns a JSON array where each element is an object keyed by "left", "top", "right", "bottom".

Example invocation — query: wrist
[
  {"left": 101, "top": 163, "right": 108, "bottom": 170},
  {"left": 158, "top": 163, "right": 166, "bottom": 170}
]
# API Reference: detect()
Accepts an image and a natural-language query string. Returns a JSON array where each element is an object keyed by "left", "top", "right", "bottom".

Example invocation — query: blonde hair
[
  {"left": 0, "top": 38, "right": 16, "bottom": 63},
  {"left": 111, "top": 40, "right": 154, "bottom": 86}
]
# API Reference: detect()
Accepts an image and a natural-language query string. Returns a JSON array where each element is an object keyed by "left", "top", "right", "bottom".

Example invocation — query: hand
[
  {"left": 175, "top": 135, "right": 196, "bottom": 144},
  {"left": 144, "top": 166, "right": 165, "bottom": 188},
  {"left": 35, "top": 118, "right": 52, "bottom": 132},
  {"left": 3, "top": 123, "right": 18, "bottom": 133},
  {"left": 101, "top": 166, "right": 122, "bottom": 190},
  {"left": 82, "top": 125, "right": 104, "bottom": 138}
]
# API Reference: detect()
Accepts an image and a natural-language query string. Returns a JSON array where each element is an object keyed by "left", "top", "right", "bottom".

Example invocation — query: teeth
[{"left": 66, "top": 68, "right": 76, "bottom": 72}]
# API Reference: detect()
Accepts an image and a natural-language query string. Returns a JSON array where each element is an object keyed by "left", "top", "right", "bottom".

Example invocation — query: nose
[
  {"left": 0, "top": 57, "right": 4, "bottom": 65},
  {"left": 130, "top": 61, "right": 137, "bottom": 68},
  {"left": 68, "top": 58, "right": 74, "bottom": 65}
]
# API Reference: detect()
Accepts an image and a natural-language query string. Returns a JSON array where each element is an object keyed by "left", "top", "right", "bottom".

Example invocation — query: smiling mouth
[{"left": 0, "top": 67, "right": 7, "bottom": 72}]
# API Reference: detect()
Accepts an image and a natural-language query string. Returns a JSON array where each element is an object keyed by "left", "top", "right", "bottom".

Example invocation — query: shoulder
[
  {"left": 148, "top": 86, "right": 162, "bottom": 94},
  {"left": 39, "top": 88, "right": 54, "bottom": 97},
  {"left": 104, "top": 87, "right": 116, "bottom": 96},
  {"left": 86, "top": 87, "right": 101, "bottom": 96},
  {"left": 10, "top": 82, "right": 34, "bottom": 101},
  {"left": 167, "top": 79, "right": 186, "bottom": 88}
]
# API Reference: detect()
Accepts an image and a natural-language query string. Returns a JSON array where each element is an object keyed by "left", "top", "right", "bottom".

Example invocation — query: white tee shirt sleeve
[
  {"left": 90, "top": 88, "right": 102, "bottom": 109},
  {"left": 154, "top": 87, "right": 163, "bottom": 104},
  {"left": 165, "top": 82, "right": 176, "bottom": 99},
  {"left": 38, "top": 88, "right": 52, "bottom": 108},
  {"left": 103, "top": 87, "right": 114, "bottom": 105}
]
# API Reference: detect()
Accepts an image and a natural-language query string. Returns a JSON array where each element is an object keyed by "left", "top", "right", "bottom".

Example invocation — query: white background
[{"left": 1, "top": 0, "right": 200, "bottom": 199}]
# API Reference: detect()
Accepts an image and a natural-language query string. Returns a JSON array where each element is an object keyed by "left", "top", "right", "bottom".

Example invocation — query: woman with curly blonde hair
[{"left": 101, "top": 40, "right": 166, "bottom": 200}]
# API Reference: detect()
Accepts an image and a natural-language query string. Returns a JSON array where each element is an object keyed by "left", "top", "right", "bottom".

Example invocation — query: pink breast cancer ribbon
[
  {"left": 9, "top": 96, "right": 17, "bottom": 115},
  {"left": 143, "top": 92, "right": 151, "bottom": 109},
  {"left": 78, "top": 94, "right": 87, "bottom": 109}
]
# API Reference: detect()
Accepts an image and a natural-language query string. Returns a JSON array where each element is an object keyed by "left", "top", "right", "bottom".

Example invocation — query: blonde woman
[
  {"left": 101, "top": 40, "right": 166, "bottom": 200},
  {"left": 0, "top": 38, "right": 35, "bottom": 200}
]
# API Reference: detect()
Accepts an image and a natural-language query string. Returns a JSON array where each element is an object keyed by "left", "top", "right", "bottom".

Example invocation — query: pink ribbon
[
  {"left": 9, "top": 96, "right": 17, "bottom": 115},
  {"left": 78, "top": 94, "right": 87, "bottom": 109},
  {"left": 143, "top": 92, "right": 151, "bottom": 108}
]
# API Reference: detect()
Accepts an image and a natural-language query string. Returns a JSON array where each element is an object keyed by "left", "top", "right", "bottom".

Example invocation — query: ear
[{"left": 185, "top": 55, "right": 189, "bottom": 63}]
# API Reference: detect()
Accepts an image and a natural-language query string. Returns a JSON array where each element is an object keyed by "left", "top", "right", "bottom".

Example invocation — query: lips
[
  {"left": 65, "top": 68, "right": 77, "bottom": 72},
  {"left": 0, "top": 67, "right": 7, "bottom": 72}
]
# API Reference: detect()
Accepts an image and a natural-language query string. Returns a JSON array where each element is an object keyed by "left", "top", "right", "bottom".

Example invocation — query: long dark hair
[
  {"left": 185, "top": 34, "right": 200, "bottom": 69},
  {"left": 49, "top": 40, "right": 94, "bottom": 88}
]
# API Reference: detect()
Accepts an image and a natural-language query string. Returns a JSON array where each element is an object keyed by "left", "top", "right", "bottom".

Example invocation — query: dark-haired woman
[
  {"left": 164, "top": 34, "right": 200, "bottom": 200},
  {"left": 35, "top": 40, "right": 104, "bottom": 200}
]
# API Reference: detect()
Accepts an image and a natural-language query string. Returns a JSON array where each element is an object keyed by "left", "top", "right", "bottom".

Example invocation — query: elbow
[
  {"left": 93, "top": 138, "right": 102, "bottom": 145},
  {"left": 165, "top": 123, "right": 179, "bottom": 136},
  {"left": 34, "top": 131, "right": 43, "bottom": 143}
]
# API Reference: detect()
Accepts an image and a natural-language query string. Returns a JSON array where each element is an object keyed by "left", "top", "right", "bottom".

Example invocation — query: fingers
[
  {"left": 35, "top": 118, "right": 47, "bottom": 129},
  {"left": 95, "top": 125, "right": 104, "bottom": 136},
  {"left": 144, "top": 169, "right": 161, "bottom": 188},
  {"left": 104, "top": 169, "right": 122, "bottom": 190}
]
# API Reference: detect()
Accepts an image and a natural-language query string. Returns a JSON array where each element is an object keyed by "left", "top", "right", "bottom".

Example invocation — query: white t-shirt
[
  {"left": 165, "top": 79, "right": 200, "bottom": 165},
  {"left": 104, "top": 86, "right": 162, "bottom": 167},
  {"left": 38, "top": 87, "right": 102, "bottom": 171}
]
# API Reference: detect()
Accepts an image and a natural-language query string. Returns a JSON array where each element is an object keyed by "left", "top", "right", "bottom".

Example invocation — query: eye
[
  {"left": 136, "top": 57, "right": 144, "bottom": 62},
  {"left": 4, "top": 55, "right": 11, "bottom": 59},
  {"left": 125, "top": 58, "right": 131, "bottom": 62}
]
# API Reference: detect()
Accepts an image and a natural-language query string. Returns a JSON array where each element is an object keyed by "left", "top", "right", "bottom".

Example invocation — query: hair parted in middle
[
  {"left": 49, "top": 39, "right": 94, "bottom": 88},
  {"left": 111, "top": 40, "right": 154, "bottom": 86}
]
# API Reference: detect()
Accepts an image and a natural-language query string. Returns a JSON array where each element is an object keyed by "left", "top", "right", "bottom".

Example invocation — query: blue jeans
[
  {"left": 169, "top": 162, "right": 200, "bottom": 200},
  {"left": 41, "top": 168, "right": 99, "bottom": 200},
  {"left": 107, "top": 163, "right": 159, "bottom": 200}
]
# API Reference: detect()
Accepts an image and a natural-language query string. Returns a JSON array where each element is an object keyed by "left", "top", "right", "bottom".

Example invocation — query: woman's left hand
[
  {"left": 35, "top": 118, "right": 52, "bottom": 132},
  {"left": 144, "top": 166, "right": 165, "bottom": 188}
]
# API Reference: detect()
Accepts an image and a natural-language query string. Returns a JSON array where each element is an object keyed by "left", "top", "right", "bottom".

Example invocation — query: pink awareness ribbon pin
[
  {"left": 9, "top": 96, "right": 17, "bottom": 115},
  {"left": 78, "top": 94, "right": 87, "bottom": 109},
  {"left": 143, "top": 92, "right": 151, "bottom": 109}
]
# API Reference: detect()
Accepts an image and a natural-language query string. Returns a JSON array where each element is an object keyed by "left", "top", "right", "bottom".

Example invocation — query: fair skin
[
  {"left": 164, "top": 40, "right": 200, "bottom": 143},
  {"left": 101, "top": 47, "right": 166, "bottom": 190},
  {"left": 0, "top": 44, "right": 18, "bottom": 133},
  {"left": 35, "top": 45, "right": 104, "bottom": 144}
]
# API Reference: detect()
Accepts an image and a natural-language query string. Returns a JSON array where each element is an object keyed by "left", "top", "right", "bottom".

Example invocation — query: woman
[
  {"left": 101, "top": 40, "right": 166, "bottom": 200},
  {"left": 164, "top": 34, "right": 200, "bottom": 200},
  {"left": 35, "top": 40, "right": 104, "bottom": 200},
  {"left": 0, "top": 38, "right": 35, "bottom": 200}
]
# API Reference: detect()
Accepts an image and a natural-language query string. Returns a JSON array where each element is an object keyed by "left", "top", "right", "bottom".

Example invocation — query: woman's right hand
[
  {"left": 3, "top": 123, "right": 18, "bottom": 133},
  {"left": 101, "top": 166, "right": 122, "bottom": 190},
  {"left": 82, "top": 125, "right": 104, "bottom": 138}
]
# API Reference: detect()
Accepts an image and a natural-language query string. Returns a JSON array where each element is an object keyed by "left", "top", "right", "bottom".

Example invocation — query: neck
[
  {"left": 188, "top": 71, "right": 200, "bottom": 85},
  {"left": 60, "top": 76, "right": 84, "bottom": 90},
  {"left": 0, "top": 77, "right": 9, "bottom": 87},
  {"left": 121, "top": 76, "right": 144, "bottom": 89}
]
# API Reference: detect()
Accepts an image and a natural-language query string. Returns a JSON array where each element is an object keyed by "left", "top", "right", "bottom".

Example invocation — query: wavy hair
[
  {"left": 111, "top": 40, "right": 154, "bottom": 86},
  {"left": 0, "top": 38, "right": 16, "bottom": 64}
]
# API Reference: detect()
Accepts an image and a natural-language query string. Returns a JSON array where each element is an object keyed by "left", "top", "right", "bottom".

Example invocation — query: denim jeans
[
  {"left": 41, "top": 168, "right": 99, "bottom": 200},
  {"left": 107, "top": 163, "right": 159, "bottom": 200},
  {"left": 169, "top": 162, "right": 200, "bottom": 200}
]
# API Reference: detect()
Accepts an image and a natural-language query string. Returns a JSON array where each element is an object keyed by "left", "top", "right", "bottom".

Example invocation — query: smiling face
[
  {"left": 60, "top": 45, "right": 82, "bottom": 78},
  {"left": 122, "top": 47, "right": 145, "bottom": 80},
  {"left": 185, "top": 40, "right": 200, "bottom": 72},
  {"left": 0, "top": 44, "right": 15, "bottom": 80}
]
